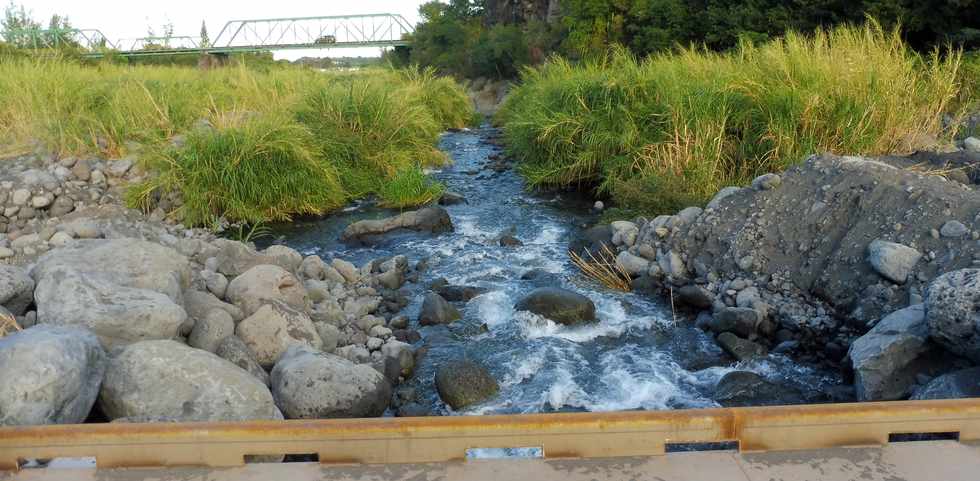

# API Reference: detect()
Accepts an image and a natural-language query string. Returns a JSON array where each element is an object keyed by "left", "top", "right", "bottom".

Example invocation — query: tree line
[{"left": 398, "top": 0, "right": 980, "bottom": 79}]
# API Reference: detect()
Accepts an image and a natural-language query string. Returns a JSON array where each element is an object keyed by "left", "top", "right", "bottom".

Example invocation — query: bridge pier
[{"left": 197, "top": 52, "right": 229, "bottom": 69}]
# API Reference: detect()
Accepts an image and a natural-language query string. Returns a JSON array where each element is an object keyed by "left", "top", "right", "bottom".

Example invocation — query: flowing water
[{"left": 266, "top": 126, "right": 841, "bottom": 415}]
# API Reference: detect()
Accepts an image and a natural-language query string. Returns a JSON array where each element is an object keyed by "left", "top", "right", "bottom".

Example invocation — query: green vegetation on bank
[
  {"left": 0, "top": 59, "right": 474, "bottom": 226},
  {"left": 497, "top": 23, "right": 964, "bottom": 215}
]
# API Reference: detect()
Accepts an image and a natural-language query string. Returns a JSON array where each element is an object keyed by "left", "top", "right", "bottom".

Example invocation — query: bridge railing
[{"left": 210, "top": 14, "right": 413, "bottom": 49}]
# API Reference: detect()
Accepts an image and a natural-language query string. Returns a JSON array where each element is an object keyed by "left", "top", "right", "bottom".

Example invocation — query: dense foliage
[
  {"left": 0, "top": 60, "right": 474, "bottom": 225},
  {"left": 497, "top": 24, "right": 963, "bottom": 215},
  {"left": 408, "top": 0, "right": 980, "bottom": 79}
]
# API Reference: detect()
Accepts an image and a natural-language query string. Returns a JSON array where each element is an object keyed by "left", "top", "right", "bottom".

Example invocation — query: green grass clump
[
  {"left": 498, "top": 22, "right": 963, "bottom": 214},
  {"left": 0, "top": 58, "right": 474, "bottom": 224}
]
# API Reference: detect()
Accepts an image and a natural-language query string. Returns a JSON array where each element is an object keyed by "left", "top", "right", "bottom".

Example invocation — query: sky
[{"left": 17, "top": 0, "right": 431, "bottom": 58}]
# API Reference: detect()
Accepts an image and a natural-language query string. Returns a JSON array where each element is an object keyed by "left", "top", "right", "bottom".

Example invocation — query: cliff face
[{"left": 484, "top": 0, "right": 561, "bottom": 25}]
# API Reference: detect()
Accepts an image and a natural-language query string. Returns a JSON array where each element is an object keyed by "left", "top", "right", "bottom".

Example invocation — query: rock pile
[{"left": 600, "top": 152, "right": 980, "bottom": 402}]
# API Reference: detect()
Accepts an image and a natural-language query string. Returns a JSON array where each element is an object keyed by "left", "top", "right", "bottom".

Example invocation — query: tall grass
[
  {"left": 0, "top": 59, "right": 474, "bottom": 225},
  {"left": 498, "top": 22, "right": 963, "bottom": 214}
]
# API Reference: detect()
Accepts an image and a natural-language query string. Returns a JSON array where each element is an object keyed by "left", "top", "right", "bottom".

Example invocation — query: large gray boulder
[
  {"left": 270, "top": 346, "right": 391, "bottom": 419},
  {"left": 31, "top": 239, "right": 191, "bottom": 348},
  {"left": 714, "top": 371, "right": 805, "bottom": 407},
  {"left": 435, "top": 360, "right": 499, "bottom": 410},
  {"left": 0, "top": 265, "right": 34, "bottom": 315},
  {"left": 514, "top": 287, "right": 596, "bottom": 325},
  {"left": 911, "top": 367, "right": 980, "bottom": 400},
  {"left": 99, "top": 340, "right": 282, "bottom": 422},
  {"left": 34, "top": 268, "right": 187, "bottom": 348},
  {"left": 0, "top": 325, "right": 105, "bottom": 425},
  {"left": 925, "top": 269, "right": 980, "bottom": 362},
  {"left": 418, "top": 292, "right": 461, "bottom": 326},
  {"left": 341, "top": 207, "right": 453, "bottom": 242},
  {"left": 847, "top": 304, "right": 931, "bottom": 401},
  {"left": 226, "top": 264, "right": 308, "bottom": 318},
  {"left": 32, "top": 238, "right": 191, "bottom": 302},
  {"left": 867, "top": 240, "right": 921, "bottom": 284},
  {"left": 236, "top": 300, "right": 322, "bottom": 368}
]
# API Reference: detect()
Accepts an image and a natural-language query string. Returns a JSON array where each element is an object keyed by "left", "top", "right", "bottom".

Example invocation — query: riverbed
[{"left": 265, "top": 126, "right": 842, "bottom": 415}]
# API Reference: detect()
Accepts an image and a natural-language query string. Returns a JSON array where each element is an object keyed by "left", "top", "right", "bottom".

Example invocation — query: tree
[
  {"left": 2, "top": 1, "right": 40, "bottom": 47},
  {"left": 200, "top": 20, "right": 210, "bottom": 48}
]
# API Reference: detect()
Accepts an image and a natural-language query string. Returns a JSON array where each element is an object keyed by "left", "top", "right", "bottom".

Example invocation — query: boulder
[
  {"left": 911, "top": 367, "right": 980, "bottom": 400},
  {"left": 270, "top": 346, "right": 391, "bottom": 419},
  {"left": 34, "top": 267, "right": 187, "bottom": 348},
  {"left": 341, "top": 207, "right": 453, "bottom": 242},
  {"left": 751, "top": 173, "right": 781, "bottom": 190},
  {"left": 867, "top": 240, "right": 921, "bottom": 284},
  {"left": 710, "top": 307, "right": 758, "bottom": 337},
  {"left": 236, "top": 300, "right": 322, "bottom": 368},
  {"left": 0, "top": 325, "right": 105, "bottom": 425},
  {"left": 214, "top": 336, "right": 270, "bottom": 386},
  {"left": 616, "top": 251, "right": 649, "bottom": 276},
  {"left": 706, "top": 186, "right": 742, "bottom": 210},
  {"left": 439, "top": 191, "right": 466, "bottom": 205},
  {"left": 187, "top": 309, "right": 236, "bottom": 353},
  {"left": 847, "top": 304, "right": 931, "bottom": 401},
  {"left": 435, "top": 360, "right": 499, "bottom": 410},
  {"left": 419, "top": 292, "right": 461, "bottom": 326},
  {"left": 262, "top": 245, "right": 303, "bottom": 272},
  {"left": 184, "top": 289, "right": 244, "bottom": 324},
  {"left": 226, "top": 264, "right": 308, "bottom": 318},
  {"left": 31, "top": 238, "right": 190, "bottom": 302},
  {"left": 716, "top": 332, "right": 767, "bottom": 361},
  {"left": 99, "top": 340, "right": 281, "bottom": 422},
  {"left": 434, "top": 284, "right": 487, "bottom": 302},
  {"left": 675, "top": 285, "right": 713, "bottom": 310},
  {"left": 714, "top": 371, "right": 805, "bottom": 407},
  {"left": 925, "top": 269, "right": 980, "bottom": 362},
  {"left": 0, "top": 265, "right": 34, "bottom": 315},
  {"left": 381, "top": 340, "right": 415, "bottom": 380},
  {"left": 513, "top": 287, "right": 596, "bottom": 326}
]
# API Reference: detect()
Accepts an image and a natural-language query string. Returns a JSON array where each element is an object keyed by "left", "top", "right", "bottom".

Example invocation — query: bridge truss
[{"left": 0, "top": 14, "right": 413, "bottom": 58}]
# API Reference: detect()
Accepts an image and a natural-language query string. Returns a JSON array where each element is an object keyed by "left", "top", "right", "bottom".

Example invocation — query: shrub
[{"left": 498, "top": 23, "right": 963, "bottom": 214}]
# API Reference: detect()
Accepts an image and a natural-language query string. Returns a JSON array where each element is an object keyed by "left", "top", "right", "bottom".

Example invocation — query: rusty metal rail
[{"left": 2, "top": 399, "right": 980, "bottom": 471}]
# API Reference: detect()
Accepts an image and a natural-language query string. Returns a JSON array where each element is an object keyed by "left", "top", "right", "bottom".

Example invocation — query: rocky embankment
[
  {"left": 0, "top": 150, "right": 434, "bottom": 427},
  {"left": 598, "top": 146, "right": 980, "bottom": 402}
]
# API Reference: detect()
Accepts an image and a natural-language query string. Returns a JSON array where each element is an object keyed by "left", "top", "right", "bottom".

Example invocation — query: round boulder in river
[
  {"left": 435, "top": 360, "right": 499, "bottom": 410},
  {"left": 271, "top": 346, "right": 391, "bottom": 419},
  {"left": 0, "top": 325, "right": 106, "bottom": 426},
  {"left": 99, "top": 340, "right": 282, "bottom": 422},
  {"left": 514, "top": 287, "right": 596, "bottom": 325}
]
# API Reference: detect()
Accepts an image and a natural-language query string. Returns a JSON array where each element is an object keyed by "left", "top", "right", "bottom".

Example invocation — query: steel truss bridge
[{"left": 0, "top": 14, "right": 413, "bottom": 58}]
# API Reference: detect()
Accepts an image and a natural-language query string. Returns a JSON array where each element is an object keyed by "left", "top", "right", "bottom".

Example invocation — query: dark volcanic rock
[
  {"left": 419, "top": 292, "right": 462, "bottom": 326},
  {"left": 714, "top": 371, "right": 806, "bottom": 407},
  {"left": 514, "top": 287, "right": 596, "bottom": 325},
  {"left": 435, "top": 360, "right": 499, "bottom": 410}
]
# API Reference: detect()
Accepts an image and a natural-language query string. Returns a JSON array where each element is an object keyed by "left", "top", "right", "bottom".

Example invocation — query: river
[{"left": 265, "top": 126, "right": 841, "bottom": 415}]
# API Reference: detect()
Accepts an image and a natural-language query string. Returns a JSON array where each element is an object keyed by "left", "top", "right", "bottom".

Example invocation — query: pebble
[
  {"left": 0, "top": 247, "right": 13, "bottom": 258},
  {"left": 940, "top": 220, "right": 968, "bottom": 238},
  {"left": 10, "top": 189, "right": 29, "bottom": 206},
  {"left": 30, "top": 196, "right": 51, "bottom": 209}
]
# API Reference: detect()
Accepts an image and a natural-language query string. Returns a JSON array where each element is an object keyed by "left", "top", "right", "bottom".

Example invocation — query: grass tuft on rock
[{"left": 498, "top": 22, "right": 964, "bottom": 214}]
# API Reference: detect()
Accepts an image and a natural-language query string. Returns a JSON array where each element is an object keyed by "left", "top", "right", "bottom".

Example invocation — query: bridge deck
[{"left": 5, "top": 441, "right": 979, "bottom": 481}]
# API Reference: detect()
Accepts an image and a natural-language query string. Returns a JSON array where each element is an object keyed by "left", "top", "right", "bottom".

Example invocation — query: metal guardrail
[{"left": 2, "top": 398, "right": 980, "bottom": 471}]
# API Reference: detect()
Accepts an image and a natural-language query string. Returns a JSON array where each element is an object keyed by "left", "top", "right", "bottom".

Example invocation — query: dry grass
[
  {"left": 0, "top": 311, "right": 20, "bottom": 338},
  {"left": 569, "top": 244, "right": 633, "bottom": 292}
]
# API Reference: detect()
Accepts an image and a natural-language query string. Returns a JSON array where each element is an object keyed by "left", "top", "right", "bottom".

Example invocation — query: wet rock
[
  {"left": 381, "top": 340, "right": 415, "bottom": 380},
  {"left": 499, "top": 234, "right": 523, "bottom": 247},
  {"left": 569, "top": 224, "right": 613, "bottom": 256},
  {"left": 100, "top": 340, "right": 282, "bottom": 422},
  {"left": 847, "top": 304, "right": 931, "bottom": 401},
  {"left": 867, "top": 240, "right": 921, "bottom": 284},
  {"left": 419, "top": 292, "right": 461, "bottom": 326},
  {"left": 341, "top": 207, "right": 453, "bottom": 243},
  {"left": 438, "top": 191, "right": 467, "bottom": 205},
  {"left": 911, "top": 367, "right": 980, "bottom": 400},
  {"left": 716, "top": 332, "right": 767, "bottom": 361},
  {"left": 0, "top": 325, "right": 105, "bottom": 425},
  {"left": 514, "top": 287, "right": 596, "bottom": 326},
  {"left": 925, "top": 269, "right": 980, "bottom": 362},
  {"left": 214, "top": 336, "right": 270, "bottom": 386},
  {"left": 434, "top": 283, "right": 487, "bottom": 302},
  {"left": 675, "top": 285, "right": 713, "bottom": 310},
  {"left": 435, "top": 359, "right": 499, "bottom": 410},
  {"left": 714, "top": 371, "right": 804, "bottom": 407},
  {"left": 236, "top": 300, "right": 322, "bottom": 368},
  {"left": 271, "top": 346, "right": 391, "bottom": 419},
  {"left": 0, "top": 265, "right": 34, "bottom": 315},
  {"left": 710, "top": 307, "right": 758, "bottom": 337},
  {"left": 226, "top": 264, "right": 308, "bottom": 317}
]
